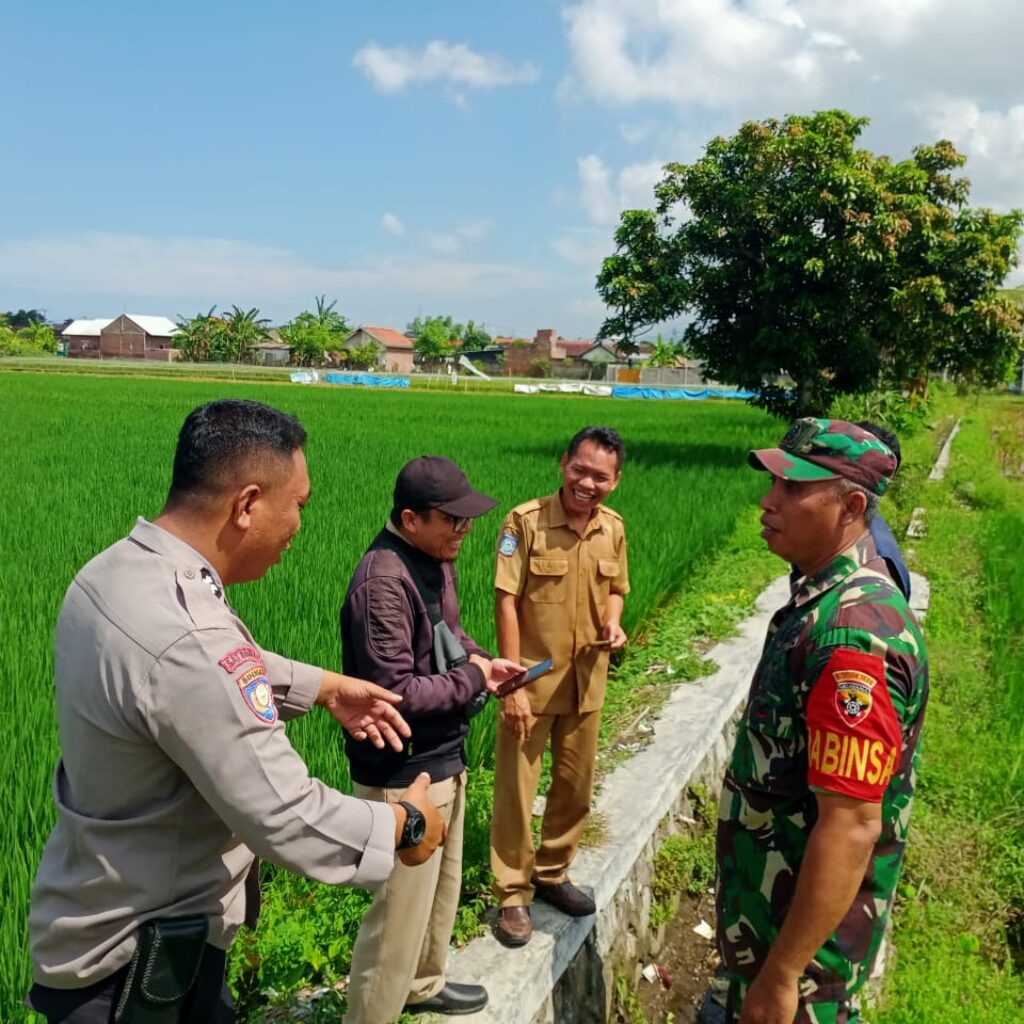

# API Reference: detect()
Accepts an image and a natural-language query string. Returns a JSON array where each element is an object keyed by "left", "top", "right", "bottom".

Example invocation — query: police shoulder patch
[
  {"left": 219, "top": 645, "right": 261, "bottom": 673},
  {"left": 236, "top": 664, "right": 277, "bottom": 724},
  {"left": 498, "top": 533, "right": 519, "bottom": 557}
]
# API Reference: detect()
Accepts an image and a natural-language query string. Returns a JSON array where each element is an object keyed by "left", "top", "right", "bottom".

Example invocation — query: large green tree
[{"left": 597, "top": 110, "right": 1023, "bottom": 417}]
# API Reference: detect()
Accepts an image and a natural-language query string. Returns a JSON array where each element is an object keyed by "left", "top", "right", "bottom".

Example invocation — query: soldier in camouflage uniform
[{"left": 715, "top": 418, "right": 928, "bottom": 1024}]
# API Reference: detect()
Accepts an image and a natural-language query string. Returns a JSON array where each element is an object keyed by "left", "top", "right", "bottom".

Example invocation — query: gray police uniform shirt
[{"left": 29, "top": 518, "right": 396, "bottom": 989}]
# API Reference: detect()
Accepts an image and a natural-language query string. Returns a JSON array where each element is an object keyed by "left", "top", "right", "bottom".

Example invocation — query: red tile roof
[
  {"left": 556, "top": 339, "right": 596, "bottom": 358},
  {"left": 358, "top": 325, "right": 415, "bottom": 350}
]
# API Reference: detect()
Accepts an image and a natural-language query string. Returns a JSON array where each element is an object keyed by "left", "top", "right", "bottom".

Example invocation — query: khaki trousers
[
  {"left": 345, "top": 773, "right": 465, "bottom": 1024},
  {"left": 490, "top": 708, "right": 601, "bottom": 906}
]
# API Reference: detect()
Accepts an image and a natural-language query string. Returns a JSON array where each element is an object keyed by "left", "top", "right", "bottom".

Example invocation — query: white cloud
[
  {"left": 577, "top": 155, "right": 664, "bottom": 226},
  {"left": 423, "top": 218, "right": 493, "bottom": 254},
  {"left": 560, "top": 1, "right": 1024, "bottom": 214},
  {"left": 0, "top": 233, "right": 549, "bottom": 320},
  {"left": 918, "top": 98, "right": 1024, "bottom": 178},
  {"left": 560, "top": 0, "right": 1022, "bottom": 115},
  {"left": 381, "top": 212, "right": 404, "bottom": 236},
  {"left": 353, "top": 40, "right": 540, "bottom": 94},
  {"left": 551, "top": 227, "right": 614, "bottom": 268}
]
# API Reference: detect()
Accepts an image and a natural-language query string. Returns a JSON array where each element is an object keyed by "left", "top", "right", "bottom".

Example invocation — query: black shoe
[
  {"left": 403, "top": 982, "right": 489, "bottom": 1016},
  {"left": 532, "top": 879, "right": 596, "bottom": 917}
]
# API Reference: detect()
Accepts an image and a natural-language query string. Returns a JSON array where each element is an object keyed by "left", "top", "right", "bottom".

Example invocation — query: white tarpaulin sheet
[
  {"left": 457, "top": 354, "right": 490, "bottom": 379},
  {"left": 514, "top": 382, "right": 612, "bottom": 397}
]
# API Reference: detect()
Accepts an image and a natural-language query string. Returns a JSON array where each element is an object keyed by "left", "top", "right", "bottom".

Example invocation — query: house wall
[
  {"left": 65, "top": 336, "right": 101, "bottom": 359},
  {"left": 100, "top": 315, "right": 146, "bottom": 357},
  {"left": 385, "top": 348, "right": 415, "bottom": 374}
]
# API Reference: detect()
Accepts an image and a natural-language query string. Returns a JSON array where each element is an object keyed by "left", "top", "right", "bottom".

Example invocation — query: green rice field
[{"left": 0, "top": 372, "right": 778, "bottom": 1018}]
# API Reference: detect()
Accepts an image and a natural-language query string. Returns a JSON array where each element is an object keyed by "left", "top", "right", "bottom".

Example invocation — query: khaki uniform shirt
[
  {"left": 29, "top": 518, "right": 396, "bottom": 989},
  {"left": 494, "top": 493, "right": 629, "bottom": 714}
]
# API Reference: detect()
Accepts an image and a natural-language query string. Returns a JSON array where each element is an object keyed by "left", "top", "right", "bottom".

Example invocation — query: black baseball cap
[{"left": 392, "top": 456, "right": 497, "bottom": 520}]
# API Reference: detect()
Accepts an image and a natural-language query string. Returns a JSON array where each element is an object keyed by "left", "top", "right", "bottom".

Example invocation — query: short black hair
[
  {"left": 855, "top": 421, "right": 901, "bottom": 470},
  {"left": 166, "top": 399, "right": 307, "bottom": 505},
  {"left": 566, "top": 425, "right": 625, "bottom": 470}
]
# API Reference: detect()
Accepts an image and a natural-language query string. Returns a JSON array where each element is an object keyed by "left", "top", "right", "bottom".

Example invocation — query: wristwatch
[{"left": 397, "top": 801, "right": 427, "bottom": 849}]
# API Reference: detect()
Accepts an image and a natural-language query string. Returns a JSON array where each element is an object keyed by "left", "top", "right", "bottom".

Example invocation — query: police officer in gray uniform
[{"left": 26, "top": 399, "right": 445, "bottom": 1024}]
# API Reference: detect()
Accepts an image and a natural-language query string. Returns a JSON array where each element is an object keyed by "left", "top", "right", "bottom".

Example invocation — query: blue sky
[{"left": 3, "top": 1, "right": 1023, "bottom": 338}]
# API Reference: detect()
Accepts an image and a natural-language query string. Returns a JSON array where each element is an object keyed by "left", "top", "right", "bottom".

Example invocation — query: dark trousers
[{"left": 26, "top": 945, "right": 235, "bottom": 1024}]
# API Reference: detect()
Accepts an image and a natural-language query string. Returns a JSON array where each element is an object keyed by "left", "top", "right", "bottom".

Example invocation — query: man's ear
[
  {"left": 400, "top": 508, "right": 419, "bottom": 534},
  {"left": 231, "top": 484, "right": 262, "bottom": 530},
  {"left": 840, "top": 486, "right": 868, "bottom": 524}
]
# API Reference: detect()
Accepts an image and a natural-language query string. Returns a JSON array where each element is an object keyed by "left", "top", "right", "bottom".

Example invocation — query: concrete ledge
[{"left": 447, "top": 575, "right": 793, "bottom": 1024}]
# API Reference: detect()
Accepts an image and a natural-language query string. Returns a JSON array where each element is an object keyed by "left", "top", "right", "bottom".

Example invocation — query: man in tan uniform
[
  {"left": 26, "top": 399, "right": 444, "bottom": 1024},
  {"left": 491, "top": 426, "right": 629, "bottom": 946}
]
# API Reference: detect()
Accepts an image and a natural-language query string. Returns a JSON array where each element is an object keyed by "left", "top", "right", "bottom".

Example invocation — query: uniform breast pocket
[{"left": 527, "top": 557, "right": 569, "bottom": 603}]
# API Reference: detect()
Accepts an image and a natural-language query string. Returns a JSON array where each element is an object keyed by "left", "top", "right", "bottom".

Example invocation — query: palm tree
[{"left": 219, "top": 306, "right": 270, "bottom": 362}]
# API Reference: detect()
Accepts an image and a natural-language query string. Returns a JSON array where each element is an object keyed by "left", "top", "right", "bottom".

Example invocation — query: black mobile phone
[{"left": 495, "top": 657, "right": 554, "bottom": 698}]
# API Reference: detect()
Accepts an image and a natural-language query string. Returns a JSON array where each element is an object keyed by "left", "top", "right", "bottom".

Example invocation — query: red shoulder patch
[
  {"left": 218, "top": 645, "right": 261, "bottom": 673},
  {"left": 806, "top": 648, "right": 902, "bottom": 802}
]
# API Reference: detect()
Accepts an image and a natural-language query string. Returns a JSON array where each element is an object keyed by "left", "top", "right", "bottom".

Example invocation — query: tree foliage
[
  {"left": 461, "top": 319, "right": 492, "bottom": 350},
  {"left": 173, "top": 307, "right": 223, "bottom": 362},
  {"left": 174, "top": 306, "right": 270, "bottom": 363},
  {"left": 280, "top": 296, "right": 350, "bottom": 366},
  {"left": 408, "top": 315, "right": 461, "bottom": 362},
  {"left": 646, "top": 334, "right": 685, "bottom": 368},
  {"left": 597, "top": 110, "right": 1024, "bottom": 417},
  {"left": 2, "top": 308, "right": 47, "bottom": 330},
  {"left": 0, "top": 318, "right": 58, "bottom": 357}
]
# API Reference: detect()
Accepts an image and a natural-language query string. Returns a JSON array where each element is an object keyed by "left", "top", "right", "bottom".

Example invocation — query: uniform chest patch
[
  {"left": 219, "top": 645, "right": 260, "bottom": 673},
  {"left": 833, "top": 668, "right": 876, "bottom": 726},
  {"left": 498, "top": 533, "right": 519, "bottom": 557},
  {"left": 236, "top": 664, "right": 277, "bottom": 724}
]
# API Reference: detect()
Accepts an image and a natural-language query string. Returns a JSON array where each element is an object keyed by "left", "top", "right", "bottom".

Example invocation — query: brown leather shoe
[
  {"left": 495, "top": 906, "right": 532, "bottom": 947},
  {"left": 532, "top": 879, "right": 596, "bottom": 917}
]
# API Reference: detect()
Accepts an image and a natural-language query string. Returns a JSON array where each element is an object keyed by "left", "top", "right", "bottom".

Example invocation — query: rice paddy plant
[
  {"left": 0, "top": 373, "right": 777, "bottom": 1019},
  {"left": 981, "top": 513, "right": 1024, "bottom": 771}
]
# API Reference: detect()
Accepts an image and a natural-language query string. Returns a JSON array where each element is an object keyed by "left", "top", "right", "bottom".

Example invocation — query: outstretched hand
[{"left": 317, "top": 672, "right": 410, "bottom": 751}]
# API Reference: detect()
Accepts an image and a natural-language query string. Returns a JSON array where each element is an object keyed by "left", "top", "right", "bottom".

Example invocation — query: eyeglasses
[
  {"left": 440, "top": 512, "right": 472, "bottom": 533},
  {"left": 422, "top": 510, "right": 472, "bottom": 533}
]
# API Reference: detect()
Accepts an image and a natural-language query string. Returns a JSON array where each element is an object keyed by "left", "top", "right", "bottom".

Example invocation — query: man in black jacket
[{"left": 341, "top": 456, "right": 524, "bottom": 1023}]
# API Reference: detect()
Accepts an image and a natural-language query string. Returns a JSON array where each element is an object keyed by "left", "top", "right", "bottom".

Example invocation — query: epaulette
[
  {"left": 508, "top": 497, "right": 544, "bottom": 518},
  {"left": 599, "top": 504, "right": 624, "bottom": 523}
]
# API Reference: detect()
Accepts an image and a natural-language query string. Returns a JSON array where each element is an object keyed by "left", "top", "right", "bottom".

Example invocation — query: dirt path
[{"left": 631, "top": 888, "right": 720, "bottom": 1023}]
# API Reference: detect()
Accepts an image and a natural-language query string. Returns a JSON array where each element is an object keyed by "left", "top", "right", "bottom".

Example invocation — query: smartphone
[{"left": 495, "top": 657, "right": 554, "bottom": 698}]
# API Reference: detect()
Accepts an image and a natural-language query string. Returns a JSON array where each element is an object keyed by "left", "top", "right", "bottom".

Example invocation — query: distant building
[
  {"left": 249, "top": 341, "right": 293, "bottom": 367},
  {"left": 345, "top": 325, "right": 416, "bottom": 374},
  {"left": 63, "top": 314, "right": 179, "bottom": 361}
]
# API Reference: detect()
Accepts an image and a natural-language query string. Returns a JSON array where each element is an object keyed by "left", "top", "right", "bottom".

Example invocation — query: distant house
[
  {"left": 63, "top": 314, "right": 180, "bottom": 361},
  {"left": 344, "top": 325, "right": 415, "bottom": 374},
  {"left": 249, "top": 342, "right": 293, "bottom": 367}
]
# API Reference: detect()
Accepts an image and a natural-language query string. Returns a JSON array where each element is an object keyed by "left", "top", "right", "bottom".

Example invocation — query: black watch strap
[{"left": 397, "top": 800, "right": 427, "bottom": 849}]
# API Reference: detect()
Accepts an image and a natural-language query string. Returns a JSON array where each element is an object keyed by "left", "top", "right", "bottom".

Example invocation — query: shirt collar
[
  {"left": 792, "top": 532, "right": 877, "bottom": 608},
  {"left": 128, "top": 517, "right": 225, "bottom": 591},
  {"left": 543, "top": 490, "right": 606, "bottom": 536}
]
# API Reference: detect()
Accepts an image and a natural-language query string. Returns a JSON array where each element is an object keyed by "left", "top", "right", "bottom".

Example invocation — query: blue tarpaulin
[
  {"left": 611, "top": 386, "right": 756, "bottom": 401},
  {"left": 324, "top": 373, "right": 409, "bottom": 389}
]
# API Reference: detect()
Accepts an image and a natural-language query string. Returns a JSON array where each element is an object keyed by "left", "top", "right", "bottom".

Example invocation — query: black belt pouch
[{"left": 113, "top": 916, "right": 209, "bottom": 1024}]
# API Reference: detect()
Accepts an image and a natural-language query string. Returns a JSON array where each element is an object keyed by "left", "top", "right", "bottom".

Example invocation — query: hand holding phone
[{"left": 495, "top": 657, "right": 554, "bottom": 698}]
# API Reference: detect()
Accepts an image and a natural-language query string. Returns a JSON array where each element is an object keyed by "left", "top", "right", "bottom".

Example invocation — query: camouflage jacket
[{"left": 716, "top": 534, "right": 928, "bottom": 1002}]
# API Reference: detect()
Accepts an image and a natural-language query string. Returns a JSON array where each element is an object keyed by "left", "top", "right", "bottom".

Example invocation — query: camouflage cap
[{"left": 748, "top": 417, "right": 897, "bottom": 495}]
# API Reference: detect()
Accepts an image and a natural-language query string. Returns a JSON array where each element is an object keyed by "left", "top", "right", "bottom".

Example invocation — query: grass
[
  {"left": 650, "top": 796, "right": 717, "bottom": 929},
  {"left": 870, "top": 394, "right": 1024, "bottom": 1023},
  {"left": 0, "top": 370, "right": 778, "bottom": 1022}
]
